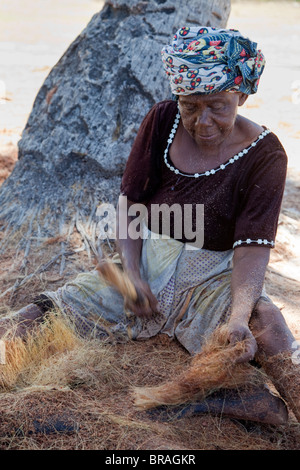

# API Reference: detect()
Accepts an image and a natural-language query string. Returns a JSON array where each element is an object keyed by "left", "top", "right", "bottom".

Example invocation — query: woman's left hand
[{"left": 227, "top": 320, "right": 258, "bottom": 364}]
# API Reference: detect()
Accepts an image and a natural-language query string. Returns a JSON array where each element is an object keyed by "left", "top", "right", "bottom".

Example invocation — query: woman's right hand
[
  {"left": 125, "top": 275, "right": 160, "bottom": 318},
  {"left": 116, "top": 196, "right": 159, "bottom": 318}
]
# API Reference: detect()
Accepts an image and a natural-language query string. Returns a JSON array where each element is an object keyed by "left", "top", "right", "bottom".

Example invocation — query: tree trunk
[{"left": 0, "top": 0, "right": 231, "bottom": 302}]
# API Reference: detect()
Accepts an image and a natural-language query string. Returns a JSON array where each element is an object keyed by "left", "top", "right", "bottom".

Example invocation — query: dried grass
[{"left": 133, "top": 325, "right": 265, "bottom": 410}]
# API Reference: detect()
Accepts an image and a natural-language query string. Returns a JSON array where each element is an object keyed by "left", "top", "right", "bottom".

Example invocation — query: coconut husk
[
  {"left": 133, "top": 325, "right": 265, "bottom": 410},
  {"left": 96, "top": 259, "right": 138, "bottom": 303},
  {"left": 0, "top": 312, "right": 81, "bottom": 391}
]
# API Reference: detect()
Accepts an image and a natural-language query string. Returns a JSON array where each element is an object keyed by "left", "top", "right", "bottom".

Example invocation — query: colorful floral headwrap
[{"left": 161, "top": 26, "right": 265, "bottom": 96}]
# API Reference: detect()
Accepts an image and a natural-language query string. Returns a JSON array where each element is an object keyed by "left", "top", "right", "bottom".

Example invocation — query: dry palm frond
[{"left": 133, "top": 325, "right": 265, "bottom": 410}]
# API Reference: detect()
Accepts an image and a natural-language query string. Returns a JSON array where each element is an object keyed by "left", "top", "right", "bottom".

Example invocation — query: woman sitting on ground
[{"left": 1, "top": 26, "right": 299, "bottom": 425}]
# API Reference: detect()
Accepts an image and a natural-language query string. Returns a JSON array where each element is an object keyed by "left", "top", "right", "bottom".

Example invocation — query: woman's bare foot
[
  {"left": 150, "top": 385, "right": 288, "bottom": 425},
  {"left": 0, "top": 303, "right": 45, "bottom": 339}
]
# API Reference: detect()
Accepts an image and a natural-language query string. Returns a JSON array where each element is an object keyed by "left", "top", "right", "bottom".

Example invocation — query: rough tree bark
[{"left": 0, "top": 0, "right": 231, "bottom": 298}]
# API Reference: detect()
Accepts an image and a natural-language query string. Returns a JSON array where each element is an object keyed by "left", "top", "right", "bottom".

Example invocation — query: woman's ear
[{"left": 238, "top": 93, "right": 249, "bottom": 106}]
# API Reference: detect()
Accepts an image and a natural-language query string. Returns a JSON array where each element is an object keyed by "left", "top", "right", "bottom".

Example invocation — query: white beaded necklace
[{"left": 163, "top": 110, "right": 271, "bottom": 178}]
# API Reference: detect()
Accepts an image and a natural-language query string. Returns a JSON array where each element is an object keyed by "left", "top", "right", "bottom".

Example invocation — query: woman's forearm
[
  {"left": 116, "top": 196, "right": 143, "bottom": 280},
  {"left": 116, "top": 196, "right": 159, "bottom": 316},
  {"left": 229, "top": 246, "right": 270, "bottom": 325},
  {"left": 117, "top": 232, "right": 143, "bottom": 279}
]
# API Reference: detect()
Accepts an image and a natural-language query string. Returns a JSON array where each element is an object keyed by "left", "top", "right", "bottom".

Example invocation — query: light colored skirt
[{"left": 44, "top": 232, "right": 241, "bottom": 355}]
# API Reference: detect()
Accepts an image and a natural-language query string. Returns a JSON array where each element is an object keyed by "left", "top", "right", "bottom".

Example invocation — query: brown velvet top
[{"left": 120, "top": 100, "right": 287, "bottom": 251}]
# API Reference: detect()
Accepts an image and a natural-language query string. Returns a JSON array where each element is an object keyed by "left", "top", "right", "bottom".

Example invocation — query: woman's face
[{"left": 178, "top": 91, "right": 247, "bottom": 147}]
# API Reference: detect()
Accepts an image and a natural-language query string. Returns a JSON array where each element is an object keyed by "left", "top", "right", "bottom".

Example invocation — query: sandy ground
[
  {"left": 0, "top": 0, "right": 299, "bottom": 451},
  {"left": 228, "top": 1, "right": 300, "bottom": 172}
]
